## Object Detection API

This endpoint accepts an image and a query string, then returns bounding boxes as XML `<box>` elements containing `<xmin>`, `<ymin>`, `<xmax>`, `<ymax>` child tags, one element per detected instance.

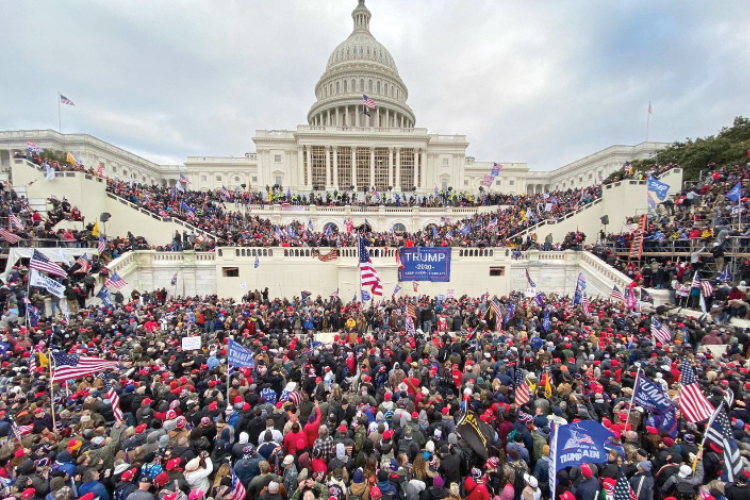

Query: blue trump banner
<box><xmin>726</xmin><ymin>181</ymin><xmax>742</xmax><ymax>203</ymax></box>
<box><xmin>398</xmin><ymin>247</ymin><xmax>451</xmax><ymax>282</ymax></box>
<box><xmin>647</xmin><ymin>176</ymin><xmax>671</xmax><ymax>201</ymax></box>
<box><xmin>228</xmin><ymin>339</ymin><xmax>255</xmax><ymax>368</ymax></box>
<box><xmin>646</xmin><ymin>407</ymin><xmax>678</xmax><ymax>438</ymax></box>
<box><xmin>633</xmin><ymin>373</ymin><xmax>675</xmax><ymax>414</ymax></box>
<box><xmin>549</xmin><ymin>421</ymin><xmax>616</xmax><ymax>500</ymax></box>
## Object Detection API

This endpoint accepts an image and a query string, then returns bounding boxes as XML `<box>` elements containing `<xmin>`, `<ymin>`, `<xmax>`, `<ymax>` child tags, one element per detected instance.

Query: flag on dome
<box><xmin>362</xmin><ymin>94</ymin><xmax>376</xmax><ymax>109</ymax></box>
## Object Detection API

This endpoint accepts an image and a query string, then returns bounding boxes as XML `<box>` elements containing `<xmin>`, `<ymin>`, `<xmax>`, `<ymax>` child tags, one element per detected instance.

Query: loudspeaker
<box><xmin>600</xmin><ymin>215</ymin><xmax>609</xmax><ymax>225</ymax></box>
<box><xmin>100</xmin><ymin>212</ymin><xmax>112</xmax><ymax>222</ymax></box>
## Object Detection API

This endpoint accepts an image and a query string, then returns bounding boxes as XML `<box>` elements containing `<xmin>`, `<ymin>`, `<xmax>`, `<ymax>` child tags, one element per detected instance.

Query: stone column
<box><xmin>369</xmin><ymin>147</ymin><xmax>375</xmax><ymax>189</ymax></box>
<box><xmin>385</xmin><ymin>108</ymin><xmax>389</xmax><ymax>128</ymax></box>
<box><xmin>395</xmin><ymin>147</ymin><xmax>401</xmax><ymax>190</ymax></box>
<box><xmin>326</xmin><ymin>109</ymin><xmax>330</xmax><ymax>127</ymax></box>
<box><xmin>332</xmin><ymin>147</ymin><xmax>338</xmax><ymax>188</ymax></box>
<box><xmin>355</xmin><ymin>105</ymin><xmax>360</xmax><ymax>127</ymax></box>
<box><xmin>351</xmin><ymin>146</ymin><xmax>357</xmax><ymax>187</ymax></box>
<box><xmin>305</xmin><ymin>146</ymin><xmax>312</xmax><ymax>189</ymax></box>
<box><xmin>335</xmin><ymin>107</ymin><xmax>340</xmax><ymax>127</ymax></box>
<box><xmin>388</xmin><ymin>147</ymin><xmax>394</xmax><ymax>187</ymax></box>
<box><xmin>325</xmin><ymin>146</ymin><xmax>331</xmax><ymax>188</ymax></box>
<box><xmin>420</xmin><ymin>149</ymin><xmax>426</xmax><ymax>189</ymax></box>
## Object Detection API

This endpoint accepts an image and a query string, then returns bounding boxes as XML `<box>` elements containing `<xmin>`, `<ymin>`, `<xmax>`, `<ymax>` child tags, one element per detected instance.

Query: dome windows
<box><xmin>360</xmin><ymin>79</ymin><xmax>364</xmax><ymax>91</ymax></box>
<box><xmin>368</xmin><ymin>80</ymin><xmax>372</xmax><ymax>91</ymax></box>
<box><xmin>343</xmin><ymin>80</ymin><xmax>348</xmax><ymax>93</ymax></box>
<box><xmin>336</xmin><ymin>81</ymin><xmax>340</xmax><ymax>94</ymax></box>
<box><xmin>351</xmin><ymin>79</ymin><xmax>355</xmax><ymax>92</ymax></box>
<box><xmin>376</xmin><ymin>81</ymin><xmax>380</xmax><ymax>94</ymax></box>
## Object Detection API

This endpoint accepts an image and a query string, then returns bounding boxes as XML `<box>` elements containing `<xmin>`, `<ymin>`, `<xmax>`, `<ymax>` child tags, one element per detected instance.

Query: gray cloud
<box><xmin>1</xmin><ymin>0</ymin><xmax>748</xmax><ymax>171</ymax></box>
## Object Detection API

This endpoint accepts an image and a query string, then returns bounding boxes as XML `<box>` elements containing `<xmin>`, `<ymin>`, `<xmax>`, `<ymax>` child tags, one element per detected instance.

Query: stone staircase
<box><xmin>11</xmin><ymin>185</ymin><xmax>49</xmax><ymax>219</ymax></box>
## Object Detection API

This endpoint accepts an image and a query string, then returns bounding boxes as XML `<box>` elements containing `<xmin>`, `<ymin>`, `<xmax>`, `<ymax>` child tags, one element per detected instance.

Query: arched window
<box><xmin>360</xmin><ymin>79</ymin><xmax>364</xmax><ymax>91</ymax></box>
<box><xmin>336</xmin><ymin>81</ymin><xmax>340</xmax><ymax>94</ymax></box>
<box><xmin>329</xmin><ymin>83</ymin><xmax>333</xmax><ymax>96</ymax></box>
<box><xmin>392</xmin><ymin>222</ymin><xmax>406</xmax><ymax>232</ymax></box>
<box><xmin>377</xmin><ymin>81</ymin><xmax>380</xmax><ymax>94</ymax></box>
<box><xmin>360</xmin><ymin>46</ymin><xmax>363</xmax><ymax>55</ymax></box>
<box><xmin>351</xmin><ymin>79</ymin><xmax>355</xmax><ymax>91</ymax></box>
<box><xmin>343</xmin><ymin>80</ymin><xmax>347</xmax><ymax>93</ymax></box>
<box><xmin>368</xmin><ymin>80</ymin><xmax>372</xmax><ymax>91</ymax></box>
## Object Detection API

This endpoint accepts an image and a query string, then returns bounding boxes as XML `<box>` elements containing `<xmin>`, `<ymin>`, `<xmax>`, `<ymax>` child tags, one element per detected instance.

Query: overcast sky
<box><xmin>1</xmin><ymin>0</ymin><xmax>748</xmax><ymax>170</ymax></box>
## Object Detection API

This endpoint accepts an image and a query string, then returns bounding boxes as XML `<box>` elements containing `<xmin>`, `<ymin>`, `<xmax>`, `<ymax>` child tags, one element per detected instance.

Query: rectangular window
<box><xmin>442</xmin><ymin>158</ymin><xmax>449</xmax><ymax>166</ymax></box>
<box><xmin>399</xmin><ymin>148</ymin><xmax>415</xmax><ymax>190</ymax></box>
<box><xmin>201</xmin><ymin>175</ymin><xmax>207</xmax><ymax>181</ymax></box>
<box><xmin>509</xmin><ymin>180</ymin><xmax>514</xmax><ymax>186</ymax></box>
<box><xmin>495</xmin><ymin>180</ymin><xmax>501</xmax><ymax>185</ymax></box>
<box><xmin>275</xmin><ymin>176</ymin><xmax>282</xmax><ymax>186</ymax></box>
<box><xmin>112</xmin><ymin>166</ymin><xmax>117</xmax><ymax>173</ymax></box>
<box><xmin>311</xmin><ymin>146</ymin><xmax>326</xmax><ymax>188</ymax></box>
<box><xmin>464</xmin><ymin>180</ymin><xmax>469</xmax><ymax>186</ymax></box>
<box><xmin>356</xmin><ymin>147</ymin><xmax>370</xmax><ymax>189</ymax></box>
<box><xmin>374</xmin><ymin>148</ymin><xmax>389</xmax><ymax>190</ymax></box>
<box><xmin>489</xmin><ymin>267</ymin><xmax>505</xmax><ymax>277</ymax></box>
<box><xmin>337</xmin><ymin>147</ymin><xmax>351</xmax><ymax>188</ymax></box>
<box><xmin>252</xmin><ymin>176</ymin><xmax>258</xmax><ymax>182</ymax></box>
<box><xmin>222</xmin><ymin>267</ymin><xmax>239</xmax><ymax>277</ymax></box>
<box><xmin>216</xmin><ymin>175</ymin><xmax>222</xmax><ymax>181</ymax></box>
<box><xmin>274</xmin><ymin>155</ymin><xmax>282</xmax><ymax>163</ymax></box>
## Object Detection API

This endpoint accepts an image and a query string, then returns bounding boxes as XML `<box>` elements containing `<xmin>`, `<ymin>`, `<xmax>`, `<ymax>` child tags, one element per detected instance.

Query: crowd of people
<box><xmin>0</xmin><ymin>286</ymin><xmax>748</xmax><ymax>500</ymax></box>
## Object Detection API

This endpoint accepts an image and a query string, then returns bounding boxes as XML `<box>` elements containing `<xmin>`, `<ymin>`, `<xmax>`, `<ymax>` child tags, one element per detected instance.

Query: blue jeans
<box><xmin>422</xmin><ymin>320</ymin><xmax>432</xmax><ymax>333</ymax></box>
<box><xmin>51</xmin><ymin>301</ymin><xmax>63</xmax><ymax>315</ymax></box>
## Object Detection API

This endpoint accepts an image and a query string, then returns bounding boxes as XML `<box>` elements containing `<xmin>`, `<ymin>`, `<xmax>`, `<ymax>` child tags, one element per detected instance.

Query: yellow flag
<box><xmin>92</xmin><ymin>222</ymin><xmax>100</xmax><ymax>238</ymax></box>
<box><xmin>66</xmin><ymin>152</ymin><xmax>80</xmax><ymax>166</ymax></box>
<box><xmin>38</xmin><ymin>351</ymin><xmax>49</xmax><ymax>368</ymax></box>
<box><xmin>545</xmin><ymin>372</ymin><xmax>553</xmax><ymax>399</ymax></box>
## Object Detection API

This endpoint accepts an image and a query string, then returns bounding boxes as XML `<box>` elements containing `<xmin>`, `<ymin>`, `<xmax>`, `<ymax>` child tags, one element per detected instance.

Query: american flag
<box><xmin>159</xmin><ymin>210</ymin><xmax>170</xmax><ymax>218</ymax></box>
<box><xmin>221</xmin><ymin>186</ymin><xmax>231</xmax><ymax>198</ymax></box>
<box><xmin>362</xmin><ymin>94</ymin><xmax>376</xmax><ymax>109</ymax></box>
<box><xmin>97</xmin><ymin>234</ymin><xmax>106</xmax><ymax>254</ymax></box>
<box><xmin>581</xmin><ymin>293</ymin><xmax>591</xmax><ymax>315</ymax></box>
<box><xmin>704</xmin><ymin>403</ymin><xmax>743</xmax><ymax>482</ymax></box>
<box><xmin>30</xmin><ymin>249</ymin><xmax>68</xmax><ymax>278</ymax></box>
<box><xmin>29</xmin><ymin>352</ymin><xmax>37</xmax><ymax>373</ymax></box>
<box><xmin>0</xmin><ymin>229</ymin><xmax>21</xmax><ymax>244</ymax></box>
<box><xmin>525</xmin><ymin>269</ymin><xmax>536</xmax><ymax>287</ymax></box>
<box><xmin>76</xmin><ymin>255</ymin><xmax>90</xmax><ymax>273</ymax></box>
<box><xmin>104</xmin><ymin>272</ymin><xmax>128</xmax><ymax>289</ymax></box>
<box><xmin>179</xmin><ymin>173</ymin><xmax>191</xmax><ymax>184</ymax></box>
<box><xmin>12</xmin><ymin>420</ymin><xmax>33</xmax><ymax>440</ymax></box>
<box><xmin>358</xmin><ymin>237</ymin><xmax>383</xmax><ymax>295</ymax></box>
<box><xmin>171</xmin><ymin>272</ymin><xmax>178</xmax><ymax>286</ymax></box>
<box><xmin>610</xmin><ymin>284</ymin><xmax>625</xmax><ymax>302</ymax></box>
<box><xmin>9</xmin><ymin>212</ymin><xmax>24</xmax><ymax>231</ymax></box>
<box><xmin>407</xmin><ymin>303</ymin><xmax>416</xmax><ymax>319</ymax></box>
<box><xmin>27</xmin><ymin>141</ymin><xmax>44</xmax><ymax>154</ymax></box>
<box><xmin>101</xmin><ymin>374</ymin><xmax>124</xmax><ymax>422</ymax></box>
<box><xmin>690</xmin><ymin>271</ymin><xmax>713</xmax><ymax>297</ymax></box>
<box><xmin>514</xmin><ymin>368</ymin><xmax>531</xmax><ymax>406</ymax></box>
<box><xmin>230</xmin><ymin>469</ymin><xmax>246</xmax><ymax>500</ymax></box>
<box><xmin>60</xmin><ymin>94</ymin><xmax>75</xmax><ymax>106</ymax></box>
<box><xmin>678</xmin><ymin>358</ymin><xmax>714</xmax><ymax>423</ymax></box>
<box><xmin>613</xmin><ymin>470</ymin><xmax>637</xmax><ymax>500</ymax></box>
<box><xmin>650</xmin><ymin>316</ymin><xmax>671</xmax><ymax>343</ymax></box>
<box><xmin>51</xmin><ymin>352</ymin><xmax>119</xmax><ymax>383</ymax></box>
<box><xmin>491</xmin><ymin>299</ymin><xmax>503</xmax><ymax>331</ymax></box>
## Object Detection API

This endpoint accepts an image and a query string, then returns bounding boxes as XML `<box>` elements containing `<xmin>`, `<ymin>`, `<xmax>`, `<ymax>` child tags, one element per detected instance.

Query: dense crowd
<box><xmin>0</xmin><ymin>286</ymin><xmax>747</xmax><ymax>500</ymax></box>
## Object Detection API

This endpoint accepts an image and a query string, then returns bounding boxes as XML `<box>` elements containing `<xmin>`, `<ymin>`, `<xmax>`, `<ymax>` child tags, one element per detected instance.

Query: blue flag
<box><xmin>549</xmin><ymin>421</ymin><xmax>617</xmax><ymax>500</ymax></box>
<box><xmin>254</xmin><ymin>256</ymin><xmax>260</xmax><ymax>268</ymax></box>
<box><xmin>392</xmin><ymin>284</ymin><xmax>401</xmax><ymax>297</ymax></box>
<box><xmin>504</xmin><ymin>302</ymin><xmax>515</xmax><ymax>326</ymax></box>
<box><xmin>227</xmin><ymin>339</ymin><xmax>255</xmax><ymax>368</ymax></box>
<box><xmin>308</xmin><ymin>219</ymin><xmax>313</xmax><ymax>231</ymax></box>
<box><xmin>647</xmin><ymin>176</ymin><xmax>671</xmax><ymax>201</ymax></box>
<box><xmin>718</xmin><ymin>266</ymin><xmax>732</xmax><ymax>283</ymax></box>
<box><xmin>534</xmin><ymin>293</ymin><xmax>545</xmax><ymax>308</ymax></box>
<box><xmin>543</xmin><ymin>308</ymin><xmax>550</xmax><ymax>331</ymax></box>
<box><xmin>646</xmin><ymin>407</ymin><xmax>678</xmax><ymax>438</ymax></box>
<box><xmin>96</xmin><ymin>287</ymin><xmax>112</xmax><ymax>307</ymax></box>
<box><xmin>361</xmin><ymin>289</ymin><xmax>371</xmax><ymax>301</ymax></box>
<box><xmin>573</xmin><ymin>273</ymin><xmax>586</xmax><ymax>305</ymax></box>
<box><xmin>727</xmin><ymin>181</ymin><xmax>742</xmax><ymax>203</ymax></box>
<box><xmin>633</xmin><ymin>374</ymin><xmax>675</xmax><ymax>414</ymax></box>
<box><xmin>325</xmin><ymin>225</ymin><xmax>333</xmax><ymax>238</ymax></box>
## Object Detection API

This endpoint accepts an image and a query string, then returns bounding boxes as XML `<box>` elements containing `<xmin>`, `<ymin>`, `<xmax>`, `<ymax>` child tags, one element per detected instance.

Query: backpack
<box><xmin>510</xmin><ymin>463</ymin><xmax>527</xmax><ymax>498</ymax></box>
<box><xmin>327</xmin><ymin>482</ymin><xmax>346</xmax><ymax>500</ymax></box>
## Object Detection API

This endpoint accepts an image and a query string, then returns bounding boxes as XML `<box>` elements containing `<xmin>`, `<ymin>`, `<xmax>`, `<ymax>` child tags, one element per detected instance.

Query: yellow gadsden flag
<box><xmin>91</xmin><ymin>222</ymin><xmax>100</xmax><ymax>238</ymax></box>
<box><xmin>545</xmin><ymin>372</ymin><xmax>553</xmax><ymax>399</ymax></box>
<box><xmin>38</xmin><ymin>351</ymin><xmax>49</xmax><ymax>368</ymax></box>
<box><xmin>66</xmin><ymin>152</ymin><xmax>81</xmax><ymax>166</ymax></box>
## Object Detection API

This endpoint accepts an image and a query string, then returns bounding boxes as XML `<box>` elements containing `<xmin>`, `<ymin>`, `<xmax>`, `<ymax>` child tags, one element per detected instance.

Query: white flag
<box><xmin>29</xmin><ymin>269</ymin><xmax>66</xmax><ymax>298</ymax></box>
<box><xmin>45</xmin><ymin>165</ymin><xmax>55</xmax><ymax>180</ymax></box>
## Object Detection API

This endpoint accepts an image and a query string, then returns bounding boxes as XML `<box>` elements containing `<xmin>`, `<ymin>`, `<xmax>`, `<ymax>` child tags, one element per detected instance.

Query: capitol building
<box><xmin>0</xmin><ymin>1</ymin><xmax>667</xmax><ymax>194</ymax></box>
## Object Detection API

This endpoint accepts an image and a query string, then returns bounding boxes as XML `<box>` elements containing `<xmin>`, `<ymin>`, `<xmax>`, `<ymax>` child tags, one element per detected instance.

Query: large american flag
<box><xmin>613</xmin><ymin>470</ymin><xmax>637</xmax><ymax>500</ymax></box>
<box><xmin>0</xmin><ymin>229</ymin><xmax>21</xmax><ymax>244</ymax></box>
<box><xmin>650</xmin><ymin>316</ymin><xmax>672</xmax><ymax>343</ymax></box>
<box><xmin>97</xmin><ymin>234</ymin><xmax>107</xmax><ymax>254</ymax></box>
<box><xmin>514</xmin><ymin>368</ymin><xmax>531</xmax><ymax>406</ymax></box>
<box><xmin>104</xmin><ymin>272</ymin><xmax>128</xmax><ymax>289</ymax></box>
<box><xmin>101</xmin><ymin>374</ymin><xmax>124</xmax><ymax>422</ymax></box>
<box><xmin>678</xmin><ymin>358</ymin><xmax>714</xmax><ymax>423</ymax></box>
<box><xmin>230</xmin><ymin>469</ymin><xmax>246</xmax><ymax>500</ymax></box>
<box><xmin>60</xmin><ymin>94</ymin><xmax>75</xmax><ymax>106</ymax></box>
<box><xmin>690</xmin><ymin>271</ymin><xmax>713</xmax><ymax>298</ymax></box>
<box><xmin>76</xmin><ymin>255</ymin><xmax>90</xmax><ymax>274</ymax></box>
<box><xmin>358</xmin><ymin>237</ymin><xmax>383</xmax><ymax>295</ymax></box>
<box><xmin>610</xmin><ymin>284</ymin><xmax>625</xmax><ymax>302</ymax></box>
<box><xmin>362</xmin><ymin>94</ymin><xmax>376</xmax><ymax>109</ymax></box>
<box><xmin>491</xmin><ymin>299</ymin><xmax>503</xmax><ymax>331</ymax></box>
<box><xmin>51</xmin><ymin>352</ymin><xmax>119</xmax><ymax>383</ymax></box>
<box><xmin>30</xmin><ymin>249</ymin><xmax>68</xmax><ymax>278</ymax></box>
<box><xmin>9</xmin><ymin>212</ymin><xmax>24</xmax><ymax>231</ymax></box>
<box><xmin>581</xmin><ymin>293</ymin><xmax>591</xmax><ymax>315</ymax></box>
<box><xmin>704</xmin><ymin>403</ymin><xmax>743</xmax><ymax>482</ymax></box>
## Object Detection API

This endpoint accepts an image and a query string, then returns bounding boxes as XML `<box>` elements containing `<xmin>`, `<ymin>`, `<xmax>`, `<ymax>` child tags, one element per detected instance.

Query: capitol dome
<box><xmin>307</xmin><ymin>0</ymin><xmax>415</xmax><ymax>129</ymax></box>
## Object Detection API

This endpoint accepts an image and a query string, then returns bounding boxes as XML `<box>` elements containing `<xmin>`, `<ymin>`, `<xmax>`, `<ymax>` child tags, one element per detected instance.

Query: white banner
<box><xmin>181</xmin><ymin>336</ymin><xmax>202</xmax><ymax>351</ymax></box>
<box><xmin>30</xmin><ymin>269</ymin><xmax>65</xmax><ymax>298</ymax></box>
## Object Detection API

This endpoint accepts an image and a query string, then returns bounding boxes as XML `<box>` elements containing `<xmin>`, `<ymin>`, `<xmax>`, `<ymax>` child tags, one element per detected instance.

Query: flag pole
<box><xmin>694</xmin><ymin>401</ymin><xmax>721</xmax><ymax>472</ymax></box>
<box><xmin>226</xmin><ymin>334</ymin><xmax>233</xmax><ymax>403</ymax></box>
<box><xmin>48</xmin><ymin>349</ymin><xmax>57</xmax><ymax>431</ymax></box>
<box><xmin>625</xmin><ymin>365</ymin><xmax>641</xmax><ymax>426</ymax></box>
<box><xmin>57</xmin><ymin>92</ymin><xmax>62</xmax><ymax>133</ymax></box>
